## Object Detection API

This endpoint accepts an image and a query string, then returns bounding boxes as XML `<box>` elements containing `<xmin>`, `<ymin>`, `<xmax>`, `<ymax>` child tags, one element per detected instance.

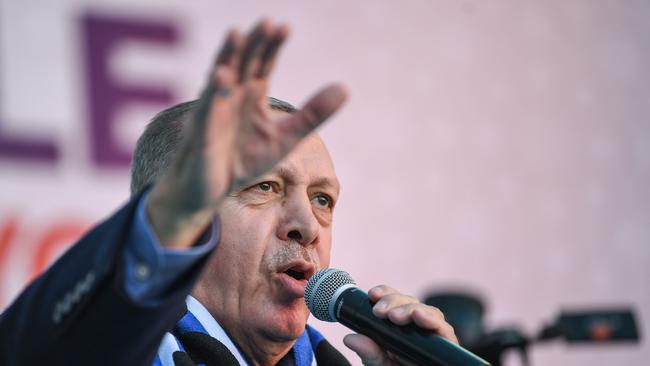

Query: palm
<box><xmin>190</xmin><ymin>20</ymin><xmax>346</xmax><ymax>205</ymax></box>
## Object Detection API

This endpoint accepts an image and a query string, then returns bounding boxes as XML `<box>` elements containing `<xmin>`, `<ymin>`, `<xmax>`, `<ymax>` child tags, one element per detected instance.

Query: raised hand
<box><xmin>147</xmin><ymin>20</ymin><xmax>347</xmax><ymax>248</ymax></box>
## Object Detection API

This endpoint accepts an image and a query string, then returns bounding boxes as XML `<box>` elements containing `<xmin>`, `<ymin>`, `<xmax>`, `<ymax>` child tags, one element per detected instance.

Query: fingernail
<box><xmin>368</xmin><ymin>287</ymin><xmax>382</xmax><ymax>297</ymax></box>
<box><xmin>374</xmin><ymin>302</ymin><xmax>387</xmax><ymax>312</ymax></box>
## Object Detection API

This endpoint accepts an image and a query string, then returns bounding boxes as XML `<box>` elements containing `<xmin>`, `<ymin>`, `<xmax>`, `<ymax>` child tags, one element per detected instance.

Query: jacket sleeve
<box><xmin>0</xmin><ymin>191</ymin><xmax>214</xmax><ymax>366</ymax></box>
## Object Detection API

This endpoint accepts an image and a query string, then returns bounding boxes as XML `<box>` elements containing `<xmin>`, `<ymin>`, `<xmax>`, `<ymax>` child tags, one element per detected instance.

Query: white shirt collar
<box><xmin>186</xmin><ymin>295</ymin><xmax>251</xmax><ymax>366</ymax></box>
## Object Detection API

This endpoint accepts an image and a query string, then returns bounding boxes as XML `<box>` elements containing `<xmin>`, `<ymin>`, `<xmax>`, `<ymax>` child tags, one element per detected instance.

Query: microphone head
<box><xmin>305</xmin><ymin>268</ymin><xmax>356</xmax><ymax>322</ymax></box>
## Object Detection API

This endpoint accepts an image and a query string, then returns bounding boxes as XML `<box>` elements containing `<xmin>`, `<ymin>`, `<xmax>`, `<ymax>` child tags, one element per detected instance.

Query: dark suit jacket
<box><xmin>0</xmin><ymin>194</ymin><xmax>212</xmax><ymax>365</ymax></box>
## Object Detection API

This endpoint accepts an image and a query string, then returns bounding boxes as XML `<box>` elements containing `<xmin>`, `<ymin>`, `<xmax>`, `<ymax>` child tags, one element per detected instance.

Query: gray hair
<box><xmin>130</xmin><ymin>97</ymin><xmax>297</xmax><ymax>195</ymax></box>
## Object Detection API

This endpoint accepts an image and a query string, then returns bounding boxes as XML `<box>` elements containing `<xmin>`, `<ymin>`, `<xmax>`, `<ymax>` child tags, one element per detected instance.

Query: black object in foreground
<box><xmin>538</xmin><ymin>309</ymin><xmax>640</xmax><ymax>343</ymax></box>
<box><xmin>305</xmin><ymin>269</ymin><xmax>491</xmax><ymax>366</ymax></box>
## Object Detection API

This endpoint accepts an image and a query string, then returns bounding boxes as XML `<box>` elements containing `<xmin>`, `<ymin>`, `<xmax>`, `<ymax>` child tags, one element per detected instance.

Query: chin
<box><xmin>262</xmin><ymin>302</ymin><xmax>310</xmax><ymax>342</ymax></box>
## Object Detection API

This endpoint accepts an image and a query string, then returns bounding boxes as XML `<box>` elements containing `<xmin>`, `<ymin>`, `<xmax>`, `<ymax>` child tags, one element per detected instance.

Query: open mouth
<box><xmin>285</xmin><ymin>268</ymin><xmax>306</xmax><ymax>280</ymax></box>
<box><xmin>278</xmin><ymin>261</ymin><xmax>315</xmax><ymax>282</ymax></box>
<box><xmin>276</xmin><ymin>261</ymin><xmax>316</xmax><ymax>297</ymax></box>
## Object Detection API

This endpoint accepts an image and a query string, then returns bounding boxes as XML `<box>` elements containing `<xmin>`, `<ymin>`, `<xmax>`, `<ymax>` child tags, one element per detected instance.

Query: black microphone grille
<box><xmin>305</xmin><ymin>268</ymin><xmax>356</xmax><ymax>322</ymax></box>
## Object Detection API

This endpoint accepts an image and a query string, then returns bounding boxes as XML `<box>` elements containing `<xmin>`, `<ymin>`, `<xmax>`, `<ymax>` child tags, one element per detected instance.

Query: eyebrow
<box><xmin>311</xmin><ymin>177</ymin><xmax>341</xmax><ymax>195</ymax></box>
<box><xmin>274</xmin><ymin>166</ymin><xmax>340</xmax><ymax>195</ymax></box>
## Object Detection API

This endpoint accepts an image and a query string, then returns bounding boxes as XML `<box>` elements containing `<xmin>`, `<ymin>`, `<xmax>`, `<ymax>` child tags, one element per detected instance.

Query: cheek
<box><xmin>206</xmin><ymin>219</ymin><xmax>272</xmax><ymax>294</ymax></box>
<box><xmin>217</xmin><ymin>204</ymin><xmax>278</xmax><ymax>263</ymax></box>
<box><xmin>319</xmin><ymin>250</ymin><xmax>331</xmax><ymax>269</ymax></box>
<box><xmin>317</xmin><ymin>231</ymin><xmax>332</xmax><ymax>269</ymax></box>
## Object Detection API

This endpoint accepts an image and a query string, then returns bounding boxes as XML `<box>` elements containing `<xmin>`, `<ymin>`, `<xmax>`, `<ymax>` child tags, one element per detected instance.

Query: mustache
<box><xmin>269</xmin><ymin>240</ymin><xmax>320</xmax><ymax>270</ymax></box>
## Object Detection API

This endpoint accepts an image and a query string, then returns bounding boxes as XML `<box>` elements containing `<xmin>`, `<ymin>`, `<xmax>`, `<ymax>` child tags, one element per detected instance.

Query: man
<box><xmin>0</xmin><ymin>20</ymin><xmax>456</xmax><ymax>365</ymax></box>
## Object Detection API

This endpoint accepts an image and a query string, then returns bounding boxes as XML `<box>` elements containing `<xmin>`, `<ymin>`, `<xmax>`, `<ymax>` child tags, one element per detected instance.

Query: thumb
<box><xmin>343</xmin><ymin>333</ymin><xmax>392</xmax><ymax>366</ymax></box>
<box><xmin>280</xmin><ymin>83</ymin><xmax>348</xmax><ymax>141</ymax></box>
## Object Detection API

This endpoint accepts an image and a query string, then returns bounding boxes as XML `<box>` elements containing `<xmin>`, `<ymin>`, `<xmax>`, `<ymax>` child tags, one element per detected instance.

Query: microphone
<box><xmin>305</xmin><ymin>268</ymin><xmax>490</xmax><ymax>366</ymax></box>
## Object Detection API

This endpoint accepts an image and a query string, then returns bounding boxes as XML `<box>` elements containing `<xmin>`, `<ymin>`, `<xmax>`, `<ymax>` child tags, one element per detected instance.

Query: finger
<box><xmin>193</xmin><ymin>29</ymin><xmax>242</xmax><ymax>131</ymax></box>
<box><xmin>238</xmin><ymin>19</ymin><xmax>272</xmax><ymax>82</ymax></box>
<box><xmin>384</xmin><ymin>303</ymin><xmax>428</xmax><ymax>325</ymax></box>
<box><xmin>208</xmin><ymin>66</ymin><xmax>237</xmax><ymax>121</ymax></box>
<box><xmin>412</xmin><ymin>307</ymin><xmax>459</xmax><ymax>344</ymax></box>
<box><xmin>193</xmin><ymin>66</ymin><xmax>236</xmax><ymax>133</ymax></box>
<box><xmin>368</xmin><ymin>285</ymin><xmax>398</xmax><ymax>302</ymax></box>
<box><xmin>214</xmin><ymin>29</ymin><xmax>243</xmax><ymax>68</ymax></box>
<box><xmin>258</xmin><ymin>24</ymin><xmax>289</xmax><ymax>78</ymax></box>
<box><xmin>201</xmin><ymin>29</ymin><xmax>244</xmax><ymax>95</ymax></box>
<box><xmin>278</xmin><ymin>83</ymin><xmax>347</xmax><ymax>147</ymax></box>
<box><xmin>373</xmin><ymin>293</ymin><xmax>419</xmax><ymax>318</ymax></box>
<box><xmin>343</xmin><ymin>334</ymin><xmax>393</xmax><ymax>366</ymax></box>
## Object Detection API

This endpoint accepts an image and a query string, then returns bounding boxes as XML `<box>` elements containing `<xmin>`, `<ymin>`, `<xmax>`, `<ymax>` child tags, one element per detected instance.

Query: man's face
<box><xmin>193</xmin><ymin>131</ymin><xmax>340</xmax><ymax>344</ymax></box>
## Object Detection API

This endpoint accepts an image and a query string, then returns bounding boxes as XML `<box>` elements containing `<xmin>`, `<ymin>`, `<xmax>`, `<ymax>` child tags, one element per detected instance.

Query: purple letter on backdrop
<box><xmin>0</xmin><ymin>122</ymin><xmax>58</xmax><ymax>163</ymax></box>
<box><xmin>83</xmin><ymin>13</ymin><xmax>177</xmax><ymax>167</ymax></box>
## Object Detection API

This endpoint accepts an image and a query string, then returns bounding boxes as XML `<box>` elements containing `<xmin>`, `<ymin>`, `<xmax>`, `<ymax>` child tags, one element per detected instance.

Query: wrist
<box><xmin>147</xmin><ymin>184</ymin><xmax>215</xmax><ymax>249</ymax></box>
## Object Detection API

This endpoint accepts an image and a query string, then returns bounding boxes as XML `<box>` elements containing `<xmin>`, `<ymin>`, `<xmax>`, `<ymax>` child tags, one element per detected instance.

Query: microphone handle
<box><xmin>335</xmin><ymin>288</ymin><xmax>490</xmax><ymax>366</ymax></box>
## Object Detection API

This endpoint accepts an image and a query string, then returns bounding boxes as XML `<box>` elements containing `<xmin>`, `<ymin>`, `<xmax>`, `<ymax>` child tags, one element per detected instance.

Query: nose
<box><xmin>277</xmin><ymin>191</ymin><xmax>319</xmax><ymax>246</ymax></box>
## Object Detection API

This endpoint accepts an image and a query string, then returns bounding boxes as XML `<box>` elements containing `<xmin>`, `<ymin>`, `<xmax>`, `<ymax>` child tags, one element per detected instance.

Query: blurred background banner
<box><xmin>0</xmin><ymin>0</ymin><xmax>648</xmax><ymax>364</ymax></box>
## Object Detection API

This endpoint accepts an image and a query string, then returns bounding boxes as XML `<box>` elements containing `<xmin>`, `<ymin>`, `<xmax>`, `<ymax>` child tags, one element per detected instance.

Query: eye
<box><xmin>311</xmin><ymin>194</ymin><xmax>332</xmax><ymax>209</ymax></box>
<box><xmin>246</xmin><ymin>181</ymin><xmax>279</xmax><ymax>195</ymax></box>
<box><xmin>257</xmin><ymin>182</ymin><xmax>274</xmax><ymax>192</ymax></box>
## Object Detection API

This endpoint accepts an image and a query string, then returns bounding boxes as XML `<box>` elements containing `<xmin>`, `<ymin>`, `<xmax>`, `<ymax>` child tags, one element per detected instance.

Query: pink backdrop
<box><xmin>1</xmin><ymin>1</ymin><xmax>648</xmax><ymax>364</ymax></box>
